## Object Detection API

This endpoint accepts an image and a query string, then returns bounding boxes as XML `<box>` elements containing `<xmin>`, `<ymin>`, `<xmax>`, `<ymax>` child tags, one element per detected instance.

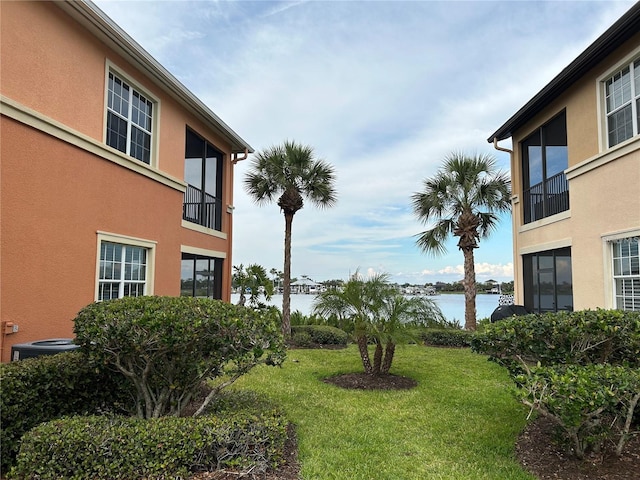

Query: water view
<box><xmin>230</xmin><ymin>293</ymin><xmax>503</xmax><ymax>326</ymax></box>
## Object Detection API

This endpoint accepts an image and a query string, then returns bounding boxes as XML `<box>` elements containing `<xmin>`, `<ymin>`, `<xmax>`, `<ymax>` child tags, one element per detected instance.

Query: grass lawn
<box><xmin>232</xmin><ymin>345</ymin><xmax>537</xmax><ymax>480</ymax></box>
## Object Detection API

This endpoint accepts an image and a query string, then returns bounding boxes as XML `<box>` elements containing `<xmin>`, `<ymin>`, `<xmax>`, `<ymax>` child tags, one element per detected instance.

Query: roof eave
<box><xmin>56</xmin><ymin>0</ymin><xmax>254</xmax><ymax>154</ymax></box>
<box><xmin>488</xmin><ymin>2</ymin><xmax>640</xmax><ymax>143</ymax></box>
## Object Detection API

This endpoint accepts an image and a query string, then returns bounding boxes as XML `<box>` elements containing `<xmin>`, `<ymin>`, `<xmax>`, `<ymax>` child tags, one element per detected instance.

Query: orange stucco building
<box><xmin>0</xmin><ymin>1</ymin><xmax>253</xmax><ymax>362</ymax></box>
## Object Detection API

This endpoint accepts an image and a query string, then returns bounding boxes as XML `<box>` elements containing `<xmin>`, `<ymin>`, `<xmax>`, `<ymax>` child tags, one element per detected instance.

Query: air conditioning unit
<box><xmin>11</xmin><ymin>338</ymin><xmax>80</xmax><ymax>361</ymax></box>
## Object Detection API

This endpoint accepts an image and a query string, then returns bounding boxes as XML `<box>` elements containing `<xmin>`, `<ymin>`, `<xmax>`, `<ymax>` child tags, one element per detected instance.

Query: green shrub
<box><xmin>420</xmin><ymin>328</ymin><xmax>474</xmax><ymax>348</ymax></box>
<box><xmin>291</xmin><ymin>325</ymin><xmax>349</xmax><ymax>346</ymax></box>
<box><xmin>516</xmin><ymin>364</ymin><xmax>640</xmax><ymax>459</ymax></box>
<box><xmin>0</xmin><ymin>351</ymin><xmax>131</xmax><ymax>472</ymax></box>
<box><xmin>471</xmin><ymin>309</ymin><xmax>640</xmax><ymax>368</ymax></box>
<box><xmin>292</xmin><ymin>330</ymin><xmax>313</xmax><ymax>347</ymax></box>
<box><xmin>73</xmin><ymin>296</ymin><xmax>286</xmax><ymax>418</ymax></box>
<box><xmin>472</xmin><ymin>309</ymin><xmax>640</xmax><ymax>459</ymax></box>
<box><xmin>10</xmin><ymin>407</ymin><xmax>288</xmax><ymax>479</ymax></box>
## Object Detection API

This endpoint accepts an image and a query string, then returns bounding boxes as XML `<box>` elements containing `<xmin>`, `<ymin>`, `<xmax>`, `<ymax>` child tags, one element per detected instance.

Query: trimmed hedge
<box><xmin>0</xmin><ymin>351</ymin><xmax>131</xmax><ymax>472</ymax></box>
<box><xmin>291</xmin><ymin>325</ymin><xmax>349</xmax><ymax>346</ymax></box>
<box><xmin>472</xmin><ymin>309</ymin><xmax>640</xmax><ymax>458</ymax></box>
<box><xmin>419</xmin><ymin>328</ymin><xmax>474</xmax><ymax>348</ymax></box>
<box><xmin>516</xmin><ymin>364</ymin><xmax>640</xmax><ymax>459</ymax></box>
<box><xmin>292</xmin><ymin>330</ymin><xmax>313</xmax><ymax>347</ymax></box>
<box><xmin>74</xmin><ymin>296</ymin><xmax>286</xmax><ymax>418</ymax></box>
<box><xmin>471</xmin><ymin>309</ymin><xmax>640</xmax><ymax>368</ymax></box>
<box><xmin>11</xmin><ymin>407</ymin><xmax>288</xmax><ymax>479</ymax></box>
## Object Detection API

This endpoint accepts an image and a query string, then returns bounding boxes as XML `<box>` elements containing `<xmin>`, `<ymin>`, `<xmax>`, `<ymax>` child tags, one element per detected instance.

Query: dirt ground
<box><xmin>191</xmin><ymin>372</ymin><xmax>639</xmax><ymax>480</ymax></box>
<box><xmin>516</xmin><ymin>415</ymin><xmax>640</xmax><ymax>480</ymax></box>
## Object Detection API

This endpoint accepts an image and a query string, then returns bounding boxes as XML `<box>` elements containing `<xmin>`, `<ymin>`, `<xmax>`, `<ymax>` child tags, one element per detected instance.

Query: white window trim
<box><xmin>180</xmin><ymin>219</ymin><xmax>228</xmax><ymax>239</ymax></box>
<box><xmin>95</xmin><ymin>231</ymin><xmax>157</xmax><ymax>301</ymax></box>
<box><xmin>1</xmin><ymin>95</ymin><xmax>183</xmax><ymax>192</ymax></box>
<box><xmin>518</xmin><ymin>209</ymin><xmax>571</xmax><ymax>233</ymax></box>
<box><xmin>181</xmin><ymin>245</ymin><xmax>226</xmax><ymax>259</ymax></box>
<box><xmin>566</xmin><ymin>134</ymin><xmax>640</xmax><ymax>181</ymax></box>
<box><xmin>601</xmin><ymin>228</ymin><xmax>640</xmax><ymax>309</ymax></box>
<box><xmin>104</xmin><ymin>61</ymin><xmax>160</xmax><ymax>168</ymax></box>
<box><xmin>596</xmin><ymin>44</ymin><xmax>640</xmax><ymax>152</ymax></box>
<box><xmin>519</xmin><ymin>238</ymin><xmax>572</xmax><ymax>257</ymax></box>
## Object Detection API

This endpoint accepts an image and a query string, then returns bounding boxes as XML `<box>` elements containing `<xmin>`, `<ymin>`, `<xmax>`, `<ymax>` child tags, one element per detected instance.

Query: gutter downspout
<box><xmin>232</xmin><ymin>148</ymin><xmax>249</xmax><ymax>165</ymax></box>
<box><xmin>227</xmin><ymin>148</ymin><xmax>249</xmax><ymax>302</ymax></box>
<box><xmin>492</xmin><ymin>137</ymin><xmax>521</xmax><ymax>307</ymax></box>
<box><xmin>493</xmin><ymin>137</ymin><xmax>513</xmax><ymax>155</ymax></box>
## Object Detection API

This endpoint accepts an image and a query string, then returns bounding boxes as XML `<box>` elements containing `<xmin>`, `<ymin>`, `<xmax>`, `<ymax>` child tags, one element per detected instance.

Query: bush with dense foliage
<box><xmin>471</xmin><ymin>309</ymin><xmax>640</xmax><ymax>369</ymax></box>
<box><xmin>515</xmin><ymin>363</ymin><xmax>640</xmax><ymax>459</ymax></box>
<box><xmin>10</xmin><ymin>391</ymin><xmax>288</xmax><ymax>480</ymax></box>
<box><xmin>418</xmin><ymin>328</ymin><xmax>474</xmax><ymax>348</ymax></box>
<box><xmin>73</xmin><ymin>296</ymin><xmax>286</xmax><ymax>418</ymax></box>
<box><xmin>0</xmin><ymin>351</ymin><xmax>131</xmax><ymax>472</ymax></box>
<box><xmin>472</xmin><ymin>309</ymin><xmax>640</xmax><ymax>459</ymax></box>
<box><xmin>291</xmin><ymin>325</ymin><xmax>349</xmax><ymax>346</ymax></box>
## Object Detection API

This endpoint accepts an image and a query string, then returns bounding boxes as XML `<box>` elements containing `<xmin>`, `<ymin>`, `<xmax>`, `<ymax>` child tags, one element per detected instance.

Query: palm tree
<box><xmin>269</xmin><ymin>268</ymin><xmax>280</xmax><ymax>291</ymax></box>
<box><xmin>312</xmin><ymin>271</ymin><xmax>445</xmax><ymax>375</ymax></box>
<box><xmin>411</xmin><ymin>152</ymin><xmax>511</xmax><ymax>331</ymax></box>
<box><xmin>232</xmin><ymin>263</ymin><xmax>274</xmax><ymax>308</ymax></box>
<box><xmin>244</xmin><ymin>141</ymin><xmax>337</xmax><ymax>336</ymax></box>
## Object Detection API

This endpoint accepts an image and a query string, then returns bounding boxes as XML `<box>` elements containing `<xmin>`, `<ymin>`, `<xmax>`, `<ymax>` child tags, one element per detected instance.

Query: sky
<box><xmin>95</xmin><ymin>0</ymin><xmax>635</xmax><ymax>285</ymax></box>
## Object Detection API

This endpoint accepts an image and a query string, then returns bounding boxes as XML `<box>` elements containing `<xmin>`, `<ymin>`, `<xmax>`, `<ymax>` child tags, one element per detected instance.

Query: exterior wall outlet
<box><xmin>2</xmin><ymin>322</ymin><xmax>18</xmax><ymax>334</ymax></box>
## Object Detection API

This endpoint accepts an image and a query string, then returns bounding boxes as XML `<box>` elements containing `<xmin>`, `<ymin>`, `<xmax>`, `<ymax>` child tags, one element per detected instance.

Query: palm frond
<box><xmin>412</xmin><ymin>152</ymin><xmax>510</xmax><ymax>254</ymax></box>
<box><xmin>244</xmin><ymin>140</ymin><xmax>337</xmax><ymax>210</ymax></box>
<box><xmin>414</xmin><ymin>219</ymin><xmax>454</xmax><ymax>256</ymax></box>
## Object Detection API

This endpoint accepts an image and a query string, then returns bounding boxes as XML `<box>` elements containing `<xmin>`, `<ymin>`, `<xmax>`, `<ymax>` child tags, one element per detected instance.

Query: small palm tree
<box><xmin>232</xmin><ymin>263</ymin><xmax>274</xmax><ymax>308</ymax></box>
<box><xmin>411</xmin><ymin>152</ymin><xmax>511</xmax><ymax>331</ymax></box>
<box><xmin>313</xmin><ymin>272</ymin><xmax>444</xmax><ymax>375</ymax></box>
<box><xmin>244</xmin><ymin>141</ymin><xmax>337</xmax><ymax>336</ymax></box>
<box><xmin>269</xmin><ymin>268</ymin><xmax>281</xmax><ymax>292</ymax></box>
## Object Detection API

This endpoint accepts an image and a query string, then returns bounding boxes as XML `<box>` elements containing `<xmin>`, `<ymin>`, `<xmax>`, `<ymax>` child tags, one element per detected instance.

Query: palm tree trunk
<box><xmin>462</xmin><ymin>247</ymin><xmax>477</xmax><ymax>331</ymax></box>
<box><xmin>237</xmin><ymin>292</ymin><xmax>246</xmax><ymax>306</ymax></box>
<box><xmin>381</xmin><ymin>341</ymin><xmax>395</xmax><ymax>374</ymax></box>
<box><xmin>372</xmin><ymin>342</ymin><xmax>382</xmax><ymax>375</ymax></box>
<box><xmin>357</xmin><ymin>335</ymin><xmax>373</xmax><ymax>374</ymax></box>
<box><xmin>282</xmin><ymin>212</ymin><xmax>294</xmax><ymax>337</ymax></box>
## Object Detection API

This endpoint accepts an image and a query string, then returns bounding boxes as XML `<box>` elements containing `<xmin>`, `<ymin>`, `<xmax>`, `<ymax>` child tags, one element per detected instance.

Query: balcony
<box><xmin>183</xmin><ymin>184</ymin><xmax>221</xmax><ymax>231</ymax></box>
<box><xmin>523</xmin><ymin>171</ymin><xmax>569</xmax><ymax>224</ymax></box>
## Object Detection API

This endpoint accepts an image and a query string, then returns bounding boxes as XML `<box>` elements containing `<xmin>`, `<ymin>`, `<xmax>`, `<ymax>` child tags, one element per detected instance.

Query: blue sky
<box><xmin>95</xmin><ymin>0</ymin><xmax>635</xmax><ymax>284</ymax></box>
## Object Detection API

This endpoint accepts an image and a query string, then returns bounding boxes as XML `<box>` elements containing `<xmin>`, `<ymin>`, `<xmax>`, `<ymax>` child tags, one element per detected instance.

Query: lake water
<box><xmin>230</xmin><ymin>293</ymin><xmax>502</xmax><ymax>326</ymax></box>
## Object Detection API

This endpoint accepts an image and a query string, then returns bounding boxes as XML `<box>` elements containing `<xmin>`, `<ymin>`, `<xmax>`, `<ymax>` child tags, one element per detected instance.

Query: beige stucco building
<box><xmin>489</xmin><ymin>3</ymin><xmax>640</xmax><ymax>313</ymax></box>
<box><xmin>1</xmin><ymin>1</ymin><xmax>252</xmax><ymax>361</ymax></box>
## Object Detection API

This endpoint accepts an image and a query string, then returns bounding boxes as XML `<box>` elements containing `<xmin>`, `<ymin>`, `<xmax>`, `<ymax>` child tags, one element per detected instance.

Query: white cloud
<box><xmin>438</xmin><ymin>265</ymin><xmax>464</xmax><ymax>276</ymax></box>
<box><xmin>475</xmin><ymin>262</ymin><xmax>515</xmax><ymax>279</ymax></box>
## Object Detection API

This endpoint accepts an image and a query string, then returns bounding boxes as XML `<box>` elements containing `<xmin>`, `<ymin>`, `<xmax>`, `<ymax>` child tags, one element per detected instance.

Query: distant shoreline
<box><xmin>230</xmin><ymin>293</ymin><xmax>503</xmax><ymax>323</ymax></box>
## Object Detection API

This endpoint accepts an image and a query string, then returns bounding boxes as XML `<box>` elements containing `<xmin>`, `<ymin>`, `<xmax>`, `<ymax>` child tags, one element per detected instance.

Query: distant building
<box><xmin>0</xmin><ymin>1</ymin><xmax>252</xmax><ymax>361</ymax></box>
<box><xmin>488</xmin><ymin>3</ymin><xmax>640</xmax><ymax>313</ymax></box>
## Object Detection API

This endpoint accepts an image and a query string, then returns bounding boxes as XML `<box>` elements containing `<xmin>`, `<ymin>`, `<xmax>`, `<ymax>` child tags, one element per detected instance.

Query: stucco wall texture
<box><xmin>508</xmin><ymin>30</ymin><xmax>640</xmax><ymax>311</ymax></box>
<box><xmin>1</xmin><ymin>2</ymin><xmax>239</xmax><ymax>362</ymax></box>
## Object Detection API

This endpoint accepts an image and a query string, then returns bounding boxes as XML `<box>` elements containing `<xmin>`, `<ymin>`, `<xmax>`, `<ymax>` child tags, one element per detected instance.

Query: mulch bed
<box><xmin>516</xmin><ymin>416</ymin><xmax>640</xmax><ymax>480</ymax></box>
<box><xmin>323</xmin><ymin>372</ymin><xmax>418</xmax><ymax>390</ymax></box>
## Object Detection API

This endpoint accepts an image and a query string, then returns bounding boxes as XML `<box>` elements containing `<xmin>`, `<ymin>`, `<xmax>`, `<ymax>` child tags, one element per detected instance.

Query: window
<box><xmin>612</xmin><ymin>237</ymin><xmax>640</xmax><ymax>311</ymax></box>
<box><xmin>523</xmin><ymin>247</ymin><xmax>573</xmax><ymax>313</ymax></box>
<box><xmin>98</xmin><ymin>241</ymin><xmax>148</xmax><ymax>300</ymax></box>
<box><xmin>106</xmin><ymin>71</ymin><xmax>153</xmax><ymax>164</ymax></box>
<box><xmin>181</xmin><ymin>253</ymin><xmax>222</xmax><ymax>299</ymax></box>
<box><xmin>182</xmin><ymin>128</ymin><xmax>223</xmax><ymax>230</ymax></box>
<box><xmin>605</xmin><ymin>59</ymin><xmax>640</xmax><ymax>148</ymax></box>
<box><xmin>521</xmin><ymin>111</ymin><xmax>569</xmax><ymax>223</ymax></box>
